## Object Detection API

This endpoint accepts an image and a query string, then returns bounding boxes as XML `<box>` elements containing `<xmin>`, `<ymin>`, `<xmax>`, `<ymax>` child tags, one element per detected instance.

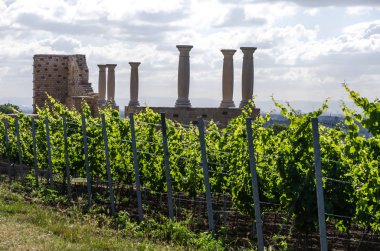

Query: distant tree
<box><xmin>270</xmin><ymin>122</ymin><xmax>289</xmax><ymax>135</ymax></box>
<box><xmin>0</xmin><ymin>103</ymin><xmax>21</xmax><ymax>114</ymax></box>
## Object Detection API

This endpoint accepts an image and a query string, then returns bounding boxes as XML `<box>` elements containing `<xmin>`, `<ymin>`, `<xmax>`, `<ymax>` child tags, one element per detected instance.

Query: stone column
<box><xmin>128</xmin><ymin>62</ymin><xmax>141</xmax><ymax>107</ymax></box>
<box><xmin>239</xmin><ymin>47</ymin><xmax>257</xmax><ymax>108</ymax></box>
<box><xmin>175</xmin><ymin>45</ymin><xmax>193</xmax><ymax>108</ymax></box>
<box><xmin>97</xmin><ymin>64</ymin><xmax>107</xmax><ymax>105</ymax></box>
<box><xmin>220</xmin><ymin>49</ymin><xmax>236</xmax><ymax>108</ymax></box>
<box><xmin>106</xmin><ymin>64</ymin><xmax>117</xmax><ymax>104</ymax></box>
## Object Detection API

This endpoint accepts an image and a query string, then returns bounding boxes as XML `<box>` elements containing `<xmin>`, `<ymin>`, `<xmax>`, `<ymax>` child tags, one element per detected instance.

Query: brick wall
<box><xmin>33</xmin><ymin>54</ymin><xmax>98</xmax><ymax>115</ymax></box>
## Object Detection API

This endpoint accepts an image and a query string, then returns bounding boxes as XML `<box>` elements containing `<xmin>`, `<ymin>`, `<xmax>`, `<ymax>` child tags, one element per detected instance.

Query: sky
<box><xmin>0</xmin><ymin>0</ymin><xmax>379</xmax><ymax>109</ymax></box>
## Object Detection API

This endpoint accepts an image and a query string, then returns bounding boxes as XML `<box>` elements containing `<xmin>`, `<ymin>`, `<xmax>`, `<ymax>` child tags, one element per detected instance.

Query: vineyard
<box><xmin>0</xmin><ymin>83</ymin><xmax>379</xmax><ymax>250</ymax></box>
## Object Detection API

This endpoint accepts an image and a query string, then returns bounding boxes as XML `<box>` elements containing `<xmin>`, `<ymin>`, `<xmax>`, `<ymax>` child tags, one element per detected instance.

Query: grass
<box><xmin>0</xmin><ymin>183</ymin><xmax>182</xmax><ymax>251</ymax></box>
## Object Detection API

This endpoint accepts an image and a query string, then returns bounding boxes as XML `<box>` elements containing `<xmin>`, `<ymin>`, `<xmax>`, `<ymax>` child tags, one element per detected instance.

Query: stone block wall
<box><xmin>125</xmin><ymin>106</ymin><xmax>260</xmax><ymax>127</ymax></box>
<box><xmin>33</xmin><ymin>54</ymin><xmax>98</xmax><ymax>115</ymax></box>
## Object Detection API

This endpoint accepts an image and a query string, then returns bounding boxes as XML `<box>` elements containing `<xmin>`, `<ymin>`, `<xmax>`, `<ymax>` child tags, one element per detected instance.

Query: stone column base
<box><xmin>106</xmin><ymin>100</ymin><xmax>116</xmax><ymax>106</ymax></box>
<box><xmin>175</xmin><ymin>98</ymin><xmax>191</xmax><ymax>108</ymax></box>
<box><xmin>220</xmin><ymin>100</ymin><xmax>235</xmax><ymax>108</ymax></box>
<box><xmin>98</xmin><ymin>99</ymin><xmax>107</xmax><ymax>106</ymax></box>
<box><xmin>128</xmin><ymin>100</ymin><xmax>140</xmax><ymax>107</ymax></box>
<box><xmin>239</xmin><ymin>100</ymin><xmax>249</xmax><ymax>108</ymax></box>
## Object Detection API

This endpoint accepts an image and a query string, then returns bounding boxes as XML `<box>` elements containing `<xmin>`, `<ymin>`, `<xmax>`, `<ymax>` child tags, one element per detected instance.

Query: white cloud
<box><xmin>343</xmin><ymin>20</ymin><xmax>380</xmax><ymax>37</ymax></box>
<box><xmin>244</xmin><ymin>2</ymin><xmax>298</xmax><ymax>24</ymax></box>
<box><xmin>0</xmin><ymin>0</ymin><xmax>379</xmax><ymax>106</ymax></box>
<box><xmin>100</xmin><ymin>0</ymin><xmax>184</xmax><ymax>19</ymax></box>
<box><xmin>0</xmin><ymin>66</ymin><xmax>10</xmax><ymax>76</ymax></box>
<box><xmin>346</xmin><ymin>6</ymin><xmax>373</xmax><ymax>16</ymax></box>
<box><xmin>45</xmin><ymin>36</ymin><xmax>82</xmax><ymax>52</ymax></box>
<box><xmin>254</xmin><ymin>0</ymin><xmax>380</xmax><ymax>7</ymax></box>
<box><xmin>304</xmin><ymin>8</ymin><xmax>319</xmax><ymax>16</ymax></box>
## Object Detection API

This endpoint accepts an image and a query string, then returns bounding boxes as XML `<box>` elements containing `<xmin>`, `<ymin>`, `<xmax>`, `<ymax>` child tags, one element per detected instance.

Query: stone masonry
<box><xmin>126</xmin><ymin>106</ymin><xmax>259</xmax><ymax>126</ymax></box>
<box><xmin>33</xmin><ymin>54</ymin><xmax>98</xmax><ymax>115</ymax></box>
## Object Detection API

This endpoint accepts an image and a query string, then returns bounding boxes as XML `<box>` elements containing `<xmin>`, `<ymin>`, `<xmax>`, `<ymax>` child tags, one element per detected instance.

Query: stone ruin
<box><xmin>33</xmin><ymin>54</ymin><xmax>99</xmax><ymax>115</ymax></box>
<box><xmin>32</xmin><ymin>45</ymin><xmax>259</xmax><ymax>125</ymax></box>
<box><xmin>125</xmin><ymin>45</ymin><xmax>259</xmax><ymax>126</ymax></box>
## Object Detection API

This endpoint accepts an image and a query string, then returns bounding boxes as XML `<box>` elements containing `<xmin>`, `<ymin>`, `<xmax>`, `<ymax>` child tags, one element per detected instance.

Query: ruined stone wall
<box><xmin>33</xmin><ymin>55</ymin><xmax>69</xmax><ymax>109</ymax></box>
<box><xmin>67</xmin><ymin>55</ymin><xmax>89</xmax><ymax>98</ymax></box>
<box><xmin>125</xmin><ymin>106</ymin><xmax>260</xmax><ymax>127</ymax></box>
<box><xmin>33</xmin><ymin>54</ymin><xmax>98</xmax><ymax>115</ymax></box>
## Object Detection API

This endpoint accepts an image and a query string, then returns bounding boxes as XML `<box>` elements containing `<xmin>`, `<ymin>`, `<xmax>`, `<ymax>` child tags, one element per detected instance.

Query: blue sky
<box><xmin>0</xmin><ymin>0</ymin><xmax>379</xmax><ymax>108</ymax></box>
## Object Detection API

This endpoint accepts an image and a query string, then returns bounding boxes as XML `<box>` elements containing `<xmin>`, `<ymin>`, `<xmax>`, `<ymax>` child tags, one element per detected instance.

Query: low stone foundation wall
<box><xmin>125</xmin><ymin>106</ymin><xmax>260</xmax><ymax>126</ymax></box>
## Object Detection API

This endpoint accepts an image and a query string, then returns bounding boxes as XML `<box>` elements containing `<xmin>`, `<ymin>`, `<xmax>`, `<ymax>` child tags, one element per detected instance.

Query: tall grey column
<box><xmin>175</xmin><ymin>45</ymin><xmax>193</xmax><ymax>108</ymax></box>
<box><xmin>128</xmin><ymin>62</ymin><xmax>141</xmax><ymax>107</ymax></box>
<box><xmin>106</xmin><ymin>64</ymin><xmax>117</xmax><ymax>104</ymax></box>
<box><xmin>239</xmin><ymin>47</ymin><xmax>257</xmax><ymax>108</ymax></box>
<box><xmin>97</xmin><ymin>64</ymin><xmax>107</xmax><ymax>105</ymax></box>
<box><xmin>220</xmin><ymin>49</ymin><xmax>236</xmax><ymax>108</ymax></box>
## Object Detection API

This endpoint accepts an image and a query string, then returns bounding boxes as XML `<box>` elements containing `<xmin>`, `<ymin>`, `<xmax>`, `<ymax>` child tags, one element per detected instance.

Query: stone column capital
<box><xmin>176</xmin><ymin>45</ymin><xmax>193</xmax><ymax>56</ymax></box>
<box><xmin>106</xmin><ymin>64</ymin><xmax>117</xmax><ymax>69</ymax></box>
<box><xmin>221</xmin><ymin>49</ymin><xmax>237</xmax><ymax>57</ymax></box>
<box><xmin>129</xmin><ymin>62</ymin><xmax>141</xmax><ymax>68</ymax></box>
<box><xmin>240</xmin><ymin>47</ymin><xmax>257</xmax><ymax>57</ymax></box>
<box><xmin>97</xmin><ymin>64</ymin><xmax>107</xmax><ymax>70</ymax></box>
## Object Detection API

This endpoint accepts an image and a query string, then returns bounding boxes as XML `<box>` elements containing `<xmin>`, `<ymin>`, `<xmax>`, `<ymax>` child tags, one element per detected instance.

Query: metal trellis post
<box><xmin>62</xmin><ymin>116</ymin><xmax>72</xmax><ymax>199</ymax></box>
<box><xmin>160</xmin><ymin>113</ymin><xmax>174</xmax><ymax>220</ymax></box>
<box><xmin>2</xmin><ymin>119</ymin><xmax>11</xmax><ymax>182</ymax></box>
<box><xmin>197</xmin><ymin>117</ymin><xmax>215</xmax><ymax>233</ymax></box>
<box><xmin>246</xmin><ymin>117</ymin><xmax>264</xmax><ymax>251</ymax></box>
<box><xmin>15</xmin><ymin>118</ymin><xmax>25</xmax><ymax>185</ymax></box>
<box><xmin>129</xmin><ymin>113</ymin><xmax>144</xmax><ymax>222</ymax></box>
<box><xmin>81</xmin><ymin>114</ymin><xmax>92</xmax><ymax>204</ymax></box>
<box><xmin>45</xmin><ymin>117</ymin><xmax>54</xmax><ymax>188</ymax></box>
<box><xmin>311</xmin><ymin>117</ymin><xmax>328</xmax><ymax>251</ymax></box>
<box><xmin>101</xmin><ymin>114</ymin><xmax>116</xmax><ymax>215</ymax></box>
<box><xmin>31</xmin><ymin>118</ymin><xmax>39</xmax><ymax>187</ymax></box>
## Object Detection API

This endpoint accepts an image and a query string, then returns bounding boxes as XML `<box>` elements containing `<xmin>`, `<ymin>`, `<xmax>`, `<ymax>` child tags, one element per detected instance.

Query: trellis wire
<box><xmin>0</xmin><ymin>113</ymin><xmax>378</xmax><ymax>251</ymax></box>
